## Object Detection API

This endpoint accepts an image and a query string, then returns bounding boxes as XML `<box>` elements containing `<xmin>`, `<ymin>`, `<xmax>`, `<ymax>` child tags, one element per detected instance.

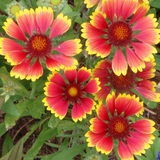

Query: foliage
<box><xmin>0</xmin><ymin>0</ymin><xmax>160</xmax><ymax>160</ymax></box>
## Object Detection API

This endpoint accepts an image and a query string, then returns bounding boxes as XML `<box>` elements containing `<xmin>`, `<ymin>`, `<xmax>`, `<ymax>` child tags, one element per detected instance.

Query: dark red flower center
<box><xmin>108</xmin><ymin>21</ymin><xmax>132</xmax><ymax>46</ymax></box>
<box><xmin>110</xmin><ymin>67</ymin><xmax>136</xmax><ymax>93</ymax></box>
<box><xmin>107</xmin><ymin>116</ymin><xmax>129</xmax><ymax>139</ymax></box>
<box><xmin>27</xmin><ymin>34</ymin><xmax>52</xmax><ymax>58</ymax></box>
<box><xmin>65</xmin><ymin>84</ymin><xmax>82</xmax><ymax>102</ymax></box>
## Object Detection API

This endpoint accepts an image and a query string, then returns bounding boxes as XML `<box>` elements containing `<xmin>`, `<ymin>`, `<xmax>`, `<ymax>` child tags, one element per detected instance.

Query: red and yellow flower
<box><xmin>92</xmin><ymin>59</ymin><xmax>160</xmax><ymax>102</ymax></box>
<box><xmin>0</xmin><ymin>6</ymin><xmax>82</xmax><ymax>81</ymax></box>
<box><xmin>85</xmin><ymin>92</ymin><xmax>155</xmax><ymax>160</ymax></box>
<box><xmin>81</xmin><ymin>0</ymin><xmax>160</xmax><ymax>76</ymax></box>
<box><xmin>43</xmin><ymin>67</ymin><xmax>100</xmax><ymax>122</ymax></box>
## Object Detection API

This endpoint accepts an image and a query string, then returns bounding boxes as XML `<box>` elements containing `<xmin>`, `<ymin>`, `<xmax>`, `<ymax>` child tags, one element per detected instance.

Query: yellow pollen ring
<box><xmin>114</xmin><ymin>122</ymin><xmax>125</xmax><ymax>133</ymax></box>
<box><xmin>68</xmin><ymin>87</ymin><xmax>78</xmax><ymax>97</ymax></box>
<box><xmin>113</xmin><ymin>25</ymin><xmax>129</xmax><ymax>40</ymax></box>
<box><xmin>32</xmin><ymin>36</ymin><xmax>47</xmax><ymax>51</ymax></box>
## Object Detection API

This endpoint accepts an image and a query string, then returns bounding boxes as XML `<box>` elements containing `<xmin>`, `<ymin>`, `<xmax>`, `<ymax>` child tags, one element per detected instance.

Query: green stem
<box><xmin>29</xmin><ymin>81</ymin><xmax>36</xmax><ymax>100</ymax></box>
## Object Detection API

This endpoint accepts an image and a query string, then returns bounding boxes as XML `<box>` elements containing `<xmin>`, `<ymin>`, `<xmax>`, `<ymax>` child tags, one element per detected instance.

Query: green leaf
<box><xmin>2</xmin><ymin>134</ymin><xmax>14</xmax><ymax>156</ymax></box>
<box><xmin>4</xmin><ymin>114</ymin><xmax>19</xmax><ymax>129</ymax></box>
<box><xmin>8</xmin><ymin>135</ymin><xmax>25</xmax><ymax>160</ymax></box>
<box><xmin>2</xmin><ymin>99</ymin><xmax>20</xmax><ymax>116</ymax></box>
<box><xmin>0</xmin><ymin>67</ymin><xmax>29</xmax><ymax>97</ymax></box>
<box><xmin>27</xmin><ymin>94</ymin><xmax>45</xmax><ymax>119</ymax></box>
<box><xmin>23</xmin><ymin>127</ymin><xmax>58</xmax><ymax>160</ymax></box>
<box><xmin>0</xmin><ymin>122</ymin><xmax>7</xmax><ymax>137</ymax></box>
<box><xmin>41</xmin><ymin>143</ymin><xmax>87</xmax><ymax>160</ymax></box>
<box><xmin>48</xmin><ymin>115</ymin><xmax>60</xmax><ymax>129</ymax></box>
<box><xmin>155</xmin><ymin>55</ymin><xmax>160</xmax><ymax>71</ymax></box>
<box><xmin>150</xmin><ymin>0</ymin><xmax>160</xmax><ymax>9</ymax></box>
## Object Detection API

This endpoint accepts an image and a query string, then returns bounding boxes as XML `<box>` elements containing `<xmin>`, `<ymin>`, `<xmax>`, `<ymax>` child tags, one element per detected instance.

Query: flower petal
<box><xmin>131</xmin><ymin>42</ymin><xmax>157</xmax><ymax>61</ymax></box>
<box><xmin>124</xmin><ymin>95</ymin><xmax>144</xmax><ymax>117</ymax></box>
<box><xmin>121</xmin><ymin>0</ymin><xmax>138</xmax><ymax>21</ymax></box>
<box><xmin>85</xmin><ymin>131</ymin><xmax>107</xmax><ymax>147</ymax></box>
<box><xmin>112</xmin><ymin>48</ymin><xmax>128</xmax><ymax>76</ymax></box>
<box><xmin>5</xmin><ymin>51</ymin><xmax>28</xmax><ymax>65</ymax></box>
<box><xmin>46</xmin><ymin>57</ymin><xmax>61</xmax><ymax>71</ymax></box>
<box><xmin>80</xmin><ymin>97</ymin><xmax>95</xmax><ymax>114</ymax></box>
<box><xmin>126</xmin><ymin>135</ymin><xmax>146</xmax><ymax>156</ymax></box>
<box><xmin>0</xmin><ymin>38</ymin><xmax>25</xmax><ymax>56</ymax></box>
<box><xmin>52</xmin><ymin>39</ymin><xmax>82</xmax><ymax>56</ymax></box>
<box><xmin>96</xmin><ymin>103</ymin><xmax>109</xmax><ymax>121</ymax></box>
<box><xmin>96</xmin><ymin>136</ymin><xmax>113</xmax><ymax>155</ymax></box>
<box><xmin>26</xmin><ymin>59</ymin><xmax>43</xmax><ymax>81</ymax></box>
<box><xmin>103</xmin><ymin>0</ymin><xmax>115</xmax><ymax>22</ymax></box>
<box><xmin>118</xmin><ymin>140</ymin><xmax>134</xmax><ymax>160</ymax></box>
<box><xmin>133</xmin><ymin>29</ymin><xmax>160</xmax><ymax>45</ymax></box>
<box><xmin>47</xmin><ymin>72</ymin><xmax>66</xmax><ymax>87</ymax></box>
<box><xmin>81</xmin><ymin>23</ymin><xmax>106</xmax><ymax>39</ymax></box>
<box><xmin>95</xmin><ymin>85</ymin><xmax>111</xmax><ymax>101</ymax></box>
<box><xmin>129</xmin><ymin>3</ymin><xmax>150</xmax><ymax>24</ymax></box>
<box><xmin>132</xmin><ymin>14</ymin><xmax>158</xmax><ymax>31</ymax></box>
<box><xmin>49</xmin><ymin>13</ymin><xmax>71</xmax><ymax>39</ymax></box>
<box><xmin>43</xmin><ymin>95</ymin><xmax>63</xmax><ymax>107</ymax></box>
<box><xmin>10</xmin><ymin>58</ymin><xmax>31</xmax><ymax>80</ymax></box>
<box><xmin>83</xmin><ymin>78</ymin><xmax>100</xmax><ymax>93</ymax></box>
<box><xmin>16</xmin><ymin>8</ymin><xmax>35</xmax><ymax>36</ymax></box>
<box><xmin>86</xmin><ymin>38</ymin><xmax>111</xmax><ymax>57</ymax></box>
<box><xmin>90</xmin><ymin>117</ymin><xmax>107</xmax><ymax>133</ymax></box>
<box><xmin>115</xmin><ymin>0</ymin><xmax>125</xmax><ymax>20</ymax></box>
<box><xmin>51</xmin><ymin>55</ymin><xmax>78</xmax><ymax>67</ymax></box>
<box><xmin>44</xmin><ymin>82</ymin><xmax>63</xmax><ymax>97</ymax></box>
<box><xmin>36</xmin><ymin>6</ymin><xmax>53</xmax><ymax>34</ymax></box>
<box><xmin>72</xmin><ymin>102</ymin><xmax>85</xmax><ymax>122</ymax></box>
<box><xmin>134</xmin><ymin>86</ymin><xmax>160</xmax><ymax>102</ymax></box>
<box><xmin>77</xmin><ymin>67</ymin><xmax>91</xmax><ymax>83</ymax></box>
<box><xmin>115</xmin><ymin>93</ymin><xmax>131</xmax><ymax>115</ymax></box>
<box><xmin>84</xmin><ymin>0</ymin><xmax>100</xmax><ymax>8</ymax></box>
<box><xmin>3</xmin><ymin>18</ymin><xmax>27</xmax><ymax>41</ymax></box>
<box><xmin>90</xmin><ymin>12</ymin><xmax>108</xmax><ymax>29</ymax></box>
<box><xmin>126</xmin><ymin>46</ymin><xmax>145</xmax><ymax>73</ymax></box>
<box><xmin>64</xmin><ymin>67</ymin><xmax>77</xmax><ymax>83</ymax></box>
<box><xmin>106</xmin><ymin>92</ymin><xmax>116</xmax><ymax>116</ymax></box>
<box><xmin>130</xmin><ymin>119</ymin><xmax>155</xmax><ymax>134</ymax></box>
<box><xmin>51</xmin><ymin>99</ymin><xmax>68</xmax><ymax>120</ymax></box>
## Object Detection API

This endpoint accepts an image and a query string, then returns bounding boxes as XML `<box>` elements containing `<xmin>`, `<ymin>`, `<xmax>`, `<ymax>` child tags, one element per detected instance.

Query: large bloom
<box><xmin>85</xmin><ymin>92</ymin><xmax>155</xmax><ymax>160</ymax></box>
<box><xmin>43</xmin><ymin>67</ymin><xmax>100</xmax><ymax>122</ymax></box>
<box><xmin>81</xmin><ymin>0</ymin><xmax>160</xmax><ymax>76</ymax></box>
<box><xmin>0</xmin><ymin>6</ymin><xmax>82</xmax><ymax>81</ymax></box>
<box><xmin>92</xmin><ymin>59</ymin><xmax>160</xmax><ymax>102</ymax></box>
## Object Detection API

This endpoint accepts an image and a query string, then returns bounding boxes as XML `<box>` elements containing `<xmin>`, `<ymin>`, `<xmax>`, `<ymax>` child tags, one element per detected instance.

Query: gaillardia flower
<box><xmin>85</xmin><ymin>92</ymin><xmax>155</xmax><ymax>160</ymax></box>
<box><xmin>0</xmin><ymin>6</ymin><xmax>81</xmax><ymax>81</ymax></box>
<box><xmin>92</xmin><ymin>59</ymin><xmax>160</xmax><ymax>102</ymax></box>
<box><xmin>81</xmin><ymin>0</ymin><xmax>160</xmax><ymax>76</ymax></box>
<box><xmin>43</xmin><ymin>67</ymin><xmax>100</xmax><ymax>122</ymax></box>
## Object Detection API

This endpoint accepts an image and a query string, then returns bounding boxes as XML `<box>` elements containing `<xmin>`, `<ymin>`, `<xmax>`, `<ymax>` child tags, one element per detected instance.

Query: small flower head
<box><xmin>43</xmin><ymin>67</ymin><xmax>100</xmax><ymax>122</ymax></box>
<box><xmin>85</xmin><ymin>92</ymin><xmax>155</xmax><ymax>160</ymax></box>
<box><xmin>81</xmin><ymin>0</ymin><xmax>160</xmax><ymax>76</ymax></box>
<box><xmin>92</xmin><ymin>59</ymin><xmax>160</xmax><ymax>102</ymax></box>
<box><xmin>0</xmin><ymin>7</ymin><xmax>82</xmax><ymax>81</ymax></box>
<box><xmin>6</xmin><ymin>1</ymin><xmax>24</xmax><ymax>18</ymax></box>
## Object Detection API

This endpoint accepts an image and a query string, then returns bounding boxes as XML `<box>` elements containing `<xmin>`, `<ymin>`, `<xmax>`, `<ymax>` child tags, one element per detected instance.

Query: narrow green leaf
<box><xmin>155</xmin><ymin>55</ymin><xmax>160</xmax><ymax>71</ymax></box>
<box><xmin>41</xmin><ymin>143</ymin><xmax>87</xmax><ymax>160</ymax></box>
<box><xmin>8</xmin><ymin>135</ymin><xmax>25</xmax><ymax>160</ymax></box>
<box><xmin>23</xmin><ymin>127</ymin><xmax>58</xmax><ymax>160</ymax></box>
<box><xmin>2</xmin><ymin>134</ymin><xmax>14</xmax><ymax>156</ymax></box>
<box><xmin>0</xmin><ymin>122</ymin><xmax>7</xmax><ymax>137</ymax></box>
